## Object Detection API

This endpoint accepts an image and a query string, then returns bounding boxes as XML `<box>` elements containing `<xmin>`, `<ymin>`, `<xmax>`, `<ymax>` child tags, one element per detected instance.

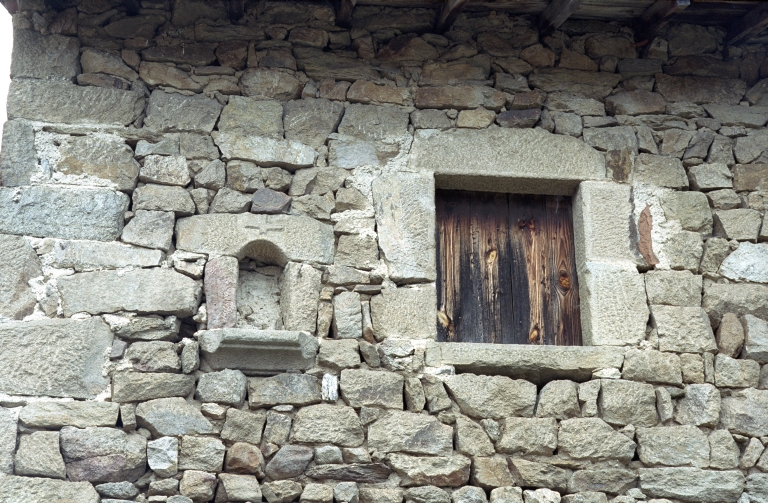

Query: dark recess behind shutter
<box><xmin>436</xmin><ymin>189</ymin><xmax>582</xmax><ymax>346</ymax></box>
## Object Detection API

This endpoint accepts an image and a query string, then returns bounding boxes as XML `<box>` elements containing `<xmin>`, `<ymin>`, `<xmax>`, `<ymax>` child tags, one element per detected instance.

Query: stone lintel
<box><xmin>408</xmin><ymin>128</ymin><xmax>606</xmax><ymax>196</ymax></box>
<box><xmin>198</xmin><ymin>329</ymin><xmax>319</xmax><ymax>375</ymax></box>
<box><xmin>425</xmin><ymin>343</ymin><xmax>626</xmax><ymax>383</ymax></box>
<box><xmin>175</xmin><ymin>213</ymin><xmax>334</xmax><ymax>265</ymax></box>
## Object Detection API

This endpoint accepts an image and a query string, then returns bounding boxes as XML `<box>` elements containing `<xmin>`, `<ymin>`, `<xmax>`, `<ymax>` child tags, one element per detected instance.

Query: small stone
<box><xmin>491</xmin><ymin>487</ymin><xmax>524</xmax><ymax>503</ymax></box>
<box><xmin>225</xmin><ymin>442</ymin><xmax>265</xmax><ymax>476</ymax></box>
<box><xmin>715</xmin><ymin>354</ymin><xmax>760</xmax><ymax>388</ymax></box>
<box><xmin>457</xmin><ymin>107</ymin><xmax>496</xmax><ymax>128</ymax></box>
<box><xmin>220</xmin><ymin>408</ymin><xmax>267</xmax><ymax>445</ymax></box>
<box><xmin>227</xmin><ymin>161</ymin><xmax>264</xmax><ymax>193</ymax></box>
<box><xmin>133</xmin><ymin>184</ymin><xmax>195</xmax><ymax>216</ymax></box>
<box><xmin>453</xmin><ymin>486</ymin><xmax>489</xmax><ymax>503</ymax></box>
<box><xmin>315</xmin><ymin>445</ymin><xmax>343</xmax><ymax>465</ymax></box>
<box><xmin>522</xmin><ymin>488</ymin><xmax>560</xmax><ymax>503</ymax></box>
<box><xmin>251</xmin><ymin>188</ymin><xmax>291</xmax><ymax>214</ymax></box>
<box><xmin>535</xmin><ymin>380</ymin><xmax>580</xmax><ymax>419</ymax></box>
<box><xmin>121</xmin><ymin>210</ymin><xmax>174</xmax><ymax>251</ymax></box>
<box><xmin>714</xmin><ymin>209</ymin><xmax>763</xmax><ymax>241</ymax></box>
<box><xmin>302</xmin><ymin>483</ymin><xmax>334</xmax><ymax>503</ymax></box>
<box><xmin>317</xmin><ymin>339</ymin><xmax>361</xmax><ymax>371</ymax></box>
<box><xmin>598</xmin><ymin>379</ymin><xmax>658</xmax><ymax>427</ymax></box>
<box><xmin>249</xmin><ymin>373</ymin><xmax>322</xmax><ymax>408</ymax></box>
<box><xmin>743</xmin><ymin>314</ymin><xmax>768</xmax><ymax>363</ymax></box>
<box><xmin>497</xmin><ymin>417</ymin><xmax>558</xmax><ymax>455</ymax></box>
<box><xmin>195</xmin><ymin>369</ymin><xmax>247</xmax><ymax>406</ymax></box>
<box><xmin>636</xmin><ymin>425</ymin><xmax>709</xmax><ymax>467</ymax></box>
<box><xmin>95</xmin><ymin>481</ymin><xmax>139</xmax><ymax>500</ymax></box>
<box><xmin>266</xmin><ymin>444</ymin><xmax>314</xmax><ymax>480</ymax></box>
<box><xmin>14</xmin><ymin>431</ymin><xmax>66</xmax><ymax>479</ymax></box>
<box><xmin>178</xmin><ymin>435</ymin><xmax>225</xmax><ymax>472</ymax></box>
<box><xmin>147</xmin><ymin>436</ymin><xmax>178</xmax><ymax>477</ymax></box>
<box><xmin>340</xmin><ymin>369</ymin><xmax>404</xmax><ymax>409</ymax></box>
<box><xmin>136</xmin><ymin>397</ymin><xmax>214</xmax><ymax>437</ymax></box>
<box><xmin>291</xmin><ymin>404</ymin><xmax>364</xmax><ymax>446</ymax></box>
<box><xmin>209</xmin><ymin>187</ymin><xmax>252</xmax><ymax>213</ymax></box>
<box><xmin>125</xmin><ymin>340</ymin><xmax>180</xmax><ymax>373</ymax></box>
<box><xmin>674</xmin><ymin>383</ymin><xmax>721</xmax><ymax>427</ymax></box>
<box><xmin>509</xmin><ymin>459</ymin><xmax>567</xmax><ymax>492</ymax></box>
<box><xmin>263</xmin><ymin>480</ymin><xmax>304</xmax><ymax>503</ymax></box>
<box><xmin>334</xmin><ymin>482</ymin><xmax>359</xmax><ymax>503</ymax></box>
<box><xmin>180</xmin><ymin>470</ymin><xmax>217</xmax><ymax>502</ymax></box>
<box><xmin>194</xmin><ymin>159</ymin><xmax>226</xmax><ymax>190</ymax></box>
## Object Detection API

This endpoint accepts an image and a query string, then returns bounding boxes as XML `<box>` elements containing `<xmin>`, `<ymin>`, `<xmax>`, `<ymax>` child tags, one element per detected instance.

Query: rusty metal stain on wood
<box><xmin>436</xmin><ymin>190</ymin><xmax>582</xmax><ymax>346</ymax></box>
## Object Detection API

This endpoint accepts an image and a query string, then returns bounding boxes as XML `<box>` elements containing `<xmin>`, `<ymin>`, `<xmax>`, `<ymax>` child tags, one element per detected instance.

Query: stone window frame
<box><xmin>402</xmin><ymin>127</ymin><xmax>650</xmax><ymax>350</ymax></box>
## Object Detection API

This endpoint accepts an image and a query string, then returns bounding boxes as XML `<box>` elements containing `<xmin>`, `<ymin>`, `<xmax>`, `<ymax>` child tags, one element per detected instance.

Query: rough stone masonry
<box><xmin>0</xmin><ymin>1</ymin><xmax>768</xmax><ymax>503</ymax></box>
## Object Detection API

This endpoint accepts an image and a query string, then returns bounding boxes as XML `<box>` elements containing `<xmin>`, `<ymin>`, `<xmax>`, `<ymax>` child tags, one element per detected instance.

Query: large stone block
<box><xmin>424</xmin><ymin>343</ymin><xmax>625</xmax><ymax>383</ymax></box>
<box><xmin>112</xmin><ymin>371</ymin><xmax>196</xmax><ymax>402</ymax></box>
<box><xmin>622</xmin><ymin>349</ymin><xmax>682</xmax><ymax>385</ymax></box>
<box><xmin>248</xmin><ymin>373</ymin><xmax>321</xmax><ymax>408</ymax></box>
<box><xmin>650</xmin><ymin>306</ymin><xmax>717</xmax><ymax>353</ymax></box>
<box><xmin>0</xmin><ymin>234</ymin><xmax>41</xmax><ymax>320</ymax></box>
<box><xmin>372</xmin><ymin>172</ymin><xmax>436</xmax><ymax>283</ymax></box>
<box><xmin>0</xmin><ymin>407</ymin><xmax>16</xmax><ymax>475</ymax></box>
<box><xmin>290</xmin><ymin>404</ymin><xmax>364</xmax><ymax>447</ymax></box>
<box><xmin>387</xmin><ymin>454</ymin><xmax>471</xmax><ymax>487</ymax></box>
<box><xmin>0</xmin><ymin>186</ymin><xmax>128</xmax><ymax>241</ymax></box>
<box><xmin>636</xmin><ymin>426</ymin><xmax>709</xmax><ymax>467</ymax></box>
<box><xmin>0</xmin><ymin>119</ymin><xmax>37</xmax><ymax>186</ymax></box>
<box><xmin>60</xmin><ymin>426</ymin><xmax>146</xmax><ymax>483</ymax></box>
<box><xmin>280</xmin><ymin>262</ymin><xmax>322</xmax><ymax>333</ymax></box>
<box><xmin>573</xmin><ymin>182</ymin><xmax>636</xmax><ymax>267</ymax></box>
<box><xmin>0</xmin><ymin>475</ymin><xmax>100</xmax><ymax>503</ymax></box>
<box><xmin>198</xmin><ymin>329</ymin><xmax>319</xmax><ymax>375</ymax></box>
<box><xmin>48</xmin><ymin>239</ymin><xmax>163</xmax><ymax>271</ymax></box>
<box><xmin>14</xmin><ymin>430</ymin><xmax>66</xmax><ymax>479</ymax></box>
<box><xmin>283</xmin><ymin>98</ymin><xmax>344</xmax><ymax>149</ymax></box>
<box><xmin>703</xmin><ymin>283</ymin><xmax>768</xmax><ymax>324</ymax></box>
<box><xmin>213</xmin><ymin>132</ymin><xmax>317</xmax><ymax>170</ymax></box>
<box><xmin>644</xmin><ymin>270</ymin><xmax>702</xmax><ymax>307</ymax></box>
<box><xmin>443</xmin><ymin>374</ymin><xmax>537</xmax><ymax>419</ymax></box>
<box><xmin>218</xmin><ymin>97</ymin><xmax>284</xmax><ymax>139</ymax></box>
<box><xmin>144</xmin><ymin>90</ymin><xmax>222</xmax><ymax>133</ymax></box>
<box><xmin>408</xmin><ymin>128</ymin><xmax>604</xmax><ymax>195</ymax></box>
<box><xmin>655</xmin><ymin>74</ymin><xmax>746</xmax><ymax>105</ymax></box>
<box><xmin>339</xmin><ymin>369</ymin><xmax>403</xmax><ymax>409</ymax></box>
<box><xmin>599</xmin><ymin>379</ymin><xmax>658</xmax><ymax>427</ymax></box>
<box><xmin>638</xmin><ymin>468</ymin><xmax>744</xmax><ymax>503</ymax></box>
<box><xmin>175</xmin><ymin>213</ymin><xmax>334</xmax><ymax>265</ymax></box>
<box><xmin>11</xmin><ymin>29</ymin><xmax>80</xmax><ymax>80</ymax></box>
<box><xmin>720</xmin><ymin>388</ymin><xmax>768</xmax><ymax>437</ymax></box>
<box><xmin>368</xmin><ymin>411</ymin><xmax>453</xmax><ymax>456</ymax></box>
<box><xmin>674</xmin><ymin>383</ymin><xmax>721</xmax><ymax>427</ymax></box>
<box><xmin>557</xmin><ymin>418</ymin><xmax>636</xmax><ymax>463</ymax></box>
<box><xmin>578</xmin><ymin>262</ymin><xmax>648</xmax><ymax>346</ymax></box>
<box><xmin>8</xmin><ymin>80</ymin><xmax>144</xmax><ymax>126</ymax></box>
<box><xmin>370</xmin><ymin>285</ymin><xmax>437</xmax><ymax>340</ymax></box>
<box><xmin>528</xmin><ymin>69</ymin><xmax>622</xmax><ymax>100</ymax></box>
<box><xmin>19</xmin><ymin>402</ymin><xmax>119</xmax><ymax>429</ymax></box>
<box><xmin>720</xmin><ymin>242</ymin><xmax>768</xmax><ymax>283</ymax></box>
<box><xmin>135</xmin><ymin>397</ymin><xmax>214</xmax><ymax>437</ymax></box>
<box><xmin>58</xmin><ymin>268</ymin><xmax>202</xmax><ymax>317</ymax></box>
<box><xmin>497</xmin><ymin>417</ymin><xmax>558</xmax><ymax>455</ymax></box>
<box><xmin>338</xmin><ymin>104</ymin><xmax>410</xmax><ymax>141</ymax></box>
<box><xmin>53</xmin><ymin>134</ymin><xmax>140</xmax><ymax>192</ymax></box>
<box><xmin>0</xmin><ymin>318</ymin><xmax>112</xmax><ymax>398</ymax></box>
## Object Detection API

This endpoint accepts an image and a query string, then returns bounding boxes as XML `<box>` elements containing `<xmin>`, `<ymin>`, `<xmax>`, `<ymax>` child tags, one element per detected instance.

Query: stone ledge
<box><xmin>198</xmin><ymin>329</ymin><xmax>319</xmax><ymax>375</ymax></box>
<box><xmin>425</xmin><ymin>342</ymin><xmax>626</xmax><ymax>383</ymax></box>
<box><xmin>408</xmin><ymin>128</ymin><xmax>605</xmax><ymax>196</ymax></box>
<box><xmin>175</xmin><ymin>213</ymin><xmax>334</xmax><ymax>265</ymax></box>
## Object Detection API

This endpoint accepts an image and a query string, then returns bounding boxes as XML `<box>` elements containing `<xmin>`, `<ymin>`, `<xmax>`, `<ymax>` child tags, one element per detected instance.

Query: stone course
<box><xmin>1</xmin><ymin>4</ymin><xmax>768</xmax><ymax>503</ymax></box>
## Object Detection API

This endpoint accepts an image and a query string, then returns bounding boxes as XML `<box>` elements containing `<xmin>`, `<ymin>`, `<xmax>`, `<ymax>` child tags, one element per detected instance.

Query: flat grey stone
<box><xmin>219</xmin><ymin>97</ymin><xmax>284</xmax><ymax>139</ymax></box>
<box><xmin>599</xmin><ymin>379</ymin><xmax>657</xmax><ymax>427</ymax></box>
<box><xmin>11</xmin><ymin>29</ymin><xmax>79</xmax><ymax>80</ymax></box>
<box><xmin>133</xmin><ymin>184</ymin><xmax>196</xmax><ymax>216</ymax></box>
<box><xmin>0</xmin><ymin>475</ymin><xmax>100</xmax><ymax>503</ymax></box>
<box><xmin>95</xmin><ymin>481</ymin><xmax>139</xmax><ymax>500</ymax></box>
<box><xmin>121</xmin><ymin>210</ymin><xmax>175</xmax><ymax>252</ymax></box>
<box><xmin>644</xmin><ymin>270</ymin><xmax>702</xmax><ymax>307</ymax></box>
<box><xmin>220</xmin><ymin>408</ymin><xmax>267</xmax><ymax>445</ymax></box>
<box><xmin>178</xmin><ymin>435</ymin><xmax>225</xmax><ymax>472</ymax></box>
<box><xmin>58</xmin><ymin>268</ymin><xmax>202</xmax><ymax>317</ymax></box>
<box><xmin>59</xmin><ymin>426</ymin><xmax>146</xmax><ymax>483</ymax></box>
<box><xmin>703</xmin><ymin>282</ymin><xmax>768</xmax><ymax>324</ymax></box>
<box><xmin>195</xmin><ymin>369</ymin><xmax>247</xmax><ymax>406</ymax></box>
<box><xmin>0</xmin><ymin>318</ymin><xmax>112</xmax><ymax>398</ymax></box>
<box><xmin>0</xmin><ymin>234</ymin><xmax>41</xmax><ymax>320</ymax></box>
<box><xmin>112</xmin><ymin>371</ymin><xmax>196</xmax><ymax>402</ymax></box>
<box><xmin>388</xmin><ymin>454</ymin><xmax>471</xmax><ymax>487</ymax></box>
<box><xmin>720</xmin><ymin>242</ymin><xmax>768</xmax><ymax>283</ymax></box>
<box><xmin>497</xmin><ymin>417</ymin><xmax>557</xmax><ymax>455</ymax></box>
<box><xmin>638</xmin><ymin>468</ymin><xmax>744</xmax><ymax>503</ymax></box>
<box><xmin>14</xmin><ymin>430</ymin><xmax>66</xmax><ymax>479</ymax></box>
<box><xmin>217</xmin><ymin>473</ymin><xmax>262</xmax><ymax>502</ymax></box>
<box><xmin>291</xmin><ymin>404</ymin><xmax>364</xmax><ymax>447</ymax></box>
<box><xmin>636</xmin><ymin>425</ymin><xmax>709</xmax><ymax>467</ymax></box>
<box><xmin>368</xmin><ymin>411</ymin><xmax>453</xmax><ymax>456</ymax></box>
<box><xmin>688</xmin><ymin>162</ymin><xmax>733</xmax><ymax>190</ymax></box>
<box><xmin>425</xmin><ymin>343</ymin><xmax>626</xmax><ymax>384</ymax></box>
<box><xmin>265</xmin><ymin>444</ymin><xmax>314</xmax><ymax>479</ymax></box>
<box><xmin>135</xmin><ymin>397</ymin><xmax>214</xmax><ymax>437</ymax></box>
<box><xmin>720</xmin><ymin>388</ymin><xmax>768</xmax><ymax>437</ymax></box>
<box><xmin>370</xmin><ymin>284</ymin><xmax>437</xmax><ymax>340</ymax></box>
<box><xmin>305</xmin><ymin>463</ymin><xmax>392</xmax><ymax>484</ymax></box>
<box><xmin>0</xmin><ymin>407</ymin><xmax>16</xmax><ymax>474</ymax></box>
<box><xmin>48</xmin><ymin>240</ymin><xmax>163</xmax><ymax>271</ymax></box>
<box><xmin>622</xmin><ymin>349</ymin><xmax>682</xmax><ymax>386</ymax></box>
<box><xmin>53</xmin><ymin>134</ymin><xmax>140</xmax><ymax>192</ymax></box>
<box><xmin>144</xmin><ymin>89</ymin><xmax>223</xmax><ymax>133</ymax></box>
<box><xmin>283</xmin><ymin>98</ymin><xmax>345</xmax><ymax>148</ymax></box>
<box><xmin>674</xmin><ymin>383</ymin><xmax>721</xmax><ymax>427</ymax></box>
<box><xmin>213</xmin><ymin>131</ymin><xmax>317</xmax><ymax>170</ymax></box>
<box><xmin>198</xmin><ymin>329</ymin><xmax>319</xmax><ymax>375</ymax></box>
<box><xmin>443</xmin><ymin>374</ymin><xmax>537</xmax><ymax>419</ymax></box>
<box><xmin>8</xmin><ymin>80</ymin><xmax>144</xmax><ymax>126</ymax></box>
<box><xmin>535</xmin><ymin>380</ymin><xmax>580</xmax><ymax>419</ymax></box>
<box><xmin>147</xmin><ymin>436</ymin><xmax>178</xmax><ymax>477</ymax></box>
<box><xmin>19</xmin><ymin>401</ymin><xmax>119</xmax><ymax>429</ymax></box>
<box><xmin>0</xmin><ymin>186</ymin><xmax>128</xmax><ymax>241</ymax></box>
<box><xmin>409</xmin><ymin>127</ymin><xmax>604</xmax><ymax>195</ymax></box>
<box><xmin>557</xmin><ymin>418</ymin><xmax>636</xmax><ymax>463</ymax></box>
<box><xmin>714</xmin><ymin>208</ymin><xmax>763</xmax><ymax>241</ymax></box>
<box><xmin>743</xmin><ymin>314</ymin><xmax>768</xmax><ymax>362</ymax></box>
<box><xmin>340</xmin><ymin>369</ymin><xmax>403</xmax><ymax>409</ymax></box>
<box><xmin>175</xmin><ymin>213</ymin><xmax>334</xmax><ymax>265</ymax></box>
<box><xmin>651</xmin><ymin>306</ymin><xmax>717</xmax><ymax>353</ymax></box>
<box><xmin>0</xmin><ymin>119</ymin><xmax>37</xmax><ymax>186</ymax></box>
<box><xmin>248</xmin><ymin>373</ymin><xmax>322</xmax><ymax>408</ymax></box>
<box><xmin>338</xmin><ymin>103</ymin><xmax>410</xmax><ymax>141</ymax></box>
<box><xmin>251</xmin><ymin>188</ymin><xmax>291</xmax><ymax>214</ymax></box>
<box><xmin>280</xmin><ymin>262</ymin><xmax>323</xmax><ymax>333</ymax></box>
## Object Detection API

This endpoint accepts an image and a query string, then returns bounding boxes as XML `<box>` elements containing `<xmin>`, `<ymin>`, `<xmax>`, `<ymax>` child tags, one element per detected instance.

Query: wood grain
<box><xmin>437</xmin><ymin>190</ymin><xmax>581</xmax><ymax>345</ymax></box>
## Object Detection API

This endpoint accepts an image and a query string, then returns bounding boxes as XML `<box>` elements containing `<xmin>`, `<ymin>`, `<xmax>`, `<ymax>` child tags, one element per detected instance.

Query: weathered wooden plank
<box><xmin>635</xmin><ymin>0</ymin><xmax>690</xmax><ymax>44</ymax></box>
<box><xmin>539</xmin><ymin>0</ymin><xmax>586</xmax><ymax>35</ymax></box>
<box><xmin>507</xmin><ymin>196</ymin><xmax>534</xmax><ymax>345</ymax></box>
<box><xmin>726</xmin><ymin>1</ymin><xmax>768</xmax><ymax>45</ymax></box>
<box><xmin>435</xmin><ymin>0</ymin><xmax>471</xmax><ymax>33</ymax></box>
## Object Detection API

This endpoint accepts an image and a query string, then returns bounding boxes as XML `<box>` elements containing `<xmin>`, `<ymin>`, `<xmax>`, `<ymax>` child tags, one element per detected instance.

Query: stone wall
<box><xmin>1</xmin><ymin>1</ymin><xmax>768</xmax><ymax>502</ymax></box>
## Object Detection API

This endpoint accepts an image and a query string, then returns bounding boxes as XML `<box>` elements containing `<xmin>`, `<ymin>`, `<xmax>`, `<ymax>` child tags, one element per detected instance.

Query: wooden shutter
<box><xmin>436</xmin><ymin>189</ymin><xmax>581</xmax><ymax>345</ymax></box>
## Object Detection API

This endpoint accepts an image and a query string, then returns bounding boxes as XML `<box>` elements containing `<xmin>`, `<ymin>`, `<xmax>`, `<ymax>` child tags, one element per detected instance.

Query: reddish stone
<box><xmin>225</xmin><ymin>442</ymin><xmax>266</xmax><ymax>477</ymax></box>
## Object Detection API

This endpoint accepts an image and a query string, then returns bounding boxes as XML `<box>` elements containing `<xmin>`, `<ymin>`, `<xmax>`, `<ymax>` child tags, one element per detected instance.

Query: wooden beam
<box><xmin>124</xmin><ymin>0</ymin><xmax>141</xmax><ymax>15</ymax></box>
<box><xmin>726</xmin><ymin>2</ymin><xmax>768</xmax><ymax>46</ymax></box>
<box><xmin>538</xmin><ymin>0</ymin><xmax>585</xmax><ymax>35</ymax></box>
<box><xmin>635</xmin><ymin>0</ymin><xmax>690</xmax><ymax>44</ymax></box>
<box><xmin>435</xmin><ymin>0</ymin><xmax>469</xmax><ymax>33</ymax></box>
<box><xmin>336</xmin><ymin>0</ymin><xmax>357</xmax><ymax>28</ymax></box>
<box><xmin>228</xmin><ymin>0</ymin><xmax>245</xmax><ymax>21</ymax></box>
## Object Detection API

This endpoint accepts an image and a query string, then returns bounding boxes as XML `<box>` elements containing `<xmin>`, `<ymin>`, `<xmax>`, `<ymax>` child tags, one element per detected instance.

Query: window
<box><xmin>436</xmin><ymin>190</ymin><xmax>581</xmax><ymax>345</ymax></box>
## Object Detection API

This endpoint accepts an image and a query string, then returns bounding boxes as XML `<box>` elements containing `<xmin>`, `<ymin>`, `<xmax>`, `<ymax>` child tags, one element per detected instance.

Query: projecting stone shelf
<box><xmin>425</xmin><ymin>342</ymin><xmax>627</xmax><ymax>383</ymax></box>
<box><xmin>198</xmin><ymin>329</ymin><xmax>319</xmax><ymax>375</ymax></box>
